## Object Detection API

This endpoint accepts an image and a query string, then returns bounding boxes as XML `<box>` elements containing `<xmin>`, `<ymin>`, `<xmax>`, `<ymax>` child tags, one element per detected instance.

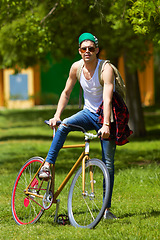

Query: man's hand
<box><xmin>98</xmin><ymin>125</ymin><xmax>110</xmax><ymax>139</ymax></box>
<box><xmin>49</xmin><ymin>116</ymin><xmax>61</xmax><ymax>129</ymax></box>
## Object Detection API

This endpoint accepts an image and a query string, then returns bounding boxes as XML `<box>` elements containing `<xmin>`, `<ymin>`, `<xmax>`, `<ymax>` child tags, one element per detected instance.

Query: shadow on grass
<box><xmin>1</xmin><ymin>107</ymin><xmax>160</xmax><ymax>175</ymax></box>
<box><xmin>130</xmin><ymin>129</ymin><xmax>160</xmax><ymax>142</ymax></box>
<box><xmin>0</xmin><ymin>108</ymin><xmax>78</xmax><ymax>123</ymax></box>
<box><xmin>36</xmin><ymin>209</ymin><xmax>160</xmax><ymax>227</ymax></box>
<box><xmin>0</xmin><ymin>133</ymin><xmax>88</xmax><ymax>142</ymax></box>
<box><xmin>120</xmin><ymin>209</ymin><xmax>160</xmax><ymax>219</ymax></box>
<box><xmin>0</xmin><ymin>147</ymin><xmax>90</xmax><ymax>174</ymax></box>
<box><xmin>1</xmin><ymin>107</ymin><xmax>160</xmax><ymax>141</ymax></box>
<box><xmin>0</xmin><ymin>135</ymin><xmax>52</xmax><ymax>141</ymax></box>
<box><xmin>1</xmin><ymin>142</ymin><xmax>160</xmax><ymax>177</ymax></box>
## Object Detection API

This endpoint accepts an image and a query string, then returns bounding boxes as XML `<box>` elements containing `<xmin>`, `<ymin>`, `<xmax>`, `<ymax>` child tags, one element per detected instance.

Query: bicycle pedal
<box><xmin>57</xmin><ymin>214</ymin><xmax>69</xmax><ymax>225</ymax></box>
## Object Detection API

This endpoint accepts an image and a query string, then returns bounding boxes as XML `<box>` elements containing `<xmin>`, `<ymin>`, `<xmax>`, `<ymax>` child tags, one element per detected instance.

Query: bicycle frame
<box><xmin>24</xmin><ymin>140</ymin><xmax>92</xmax><ymax>206</ymax></box>
<box><xmin>11</xmin><ymin>122</ymin><xmax>108</xmax><ymax>228</ymax></box>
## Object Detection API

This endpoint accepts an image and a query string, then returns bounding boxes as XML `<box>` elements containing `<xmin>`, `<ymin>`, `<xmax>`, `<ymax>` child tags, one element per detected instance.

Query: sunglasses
<box><xmin>80</xmin><ymin>46</ymin><xmax>96</xmax><ymax>53</ymax></box>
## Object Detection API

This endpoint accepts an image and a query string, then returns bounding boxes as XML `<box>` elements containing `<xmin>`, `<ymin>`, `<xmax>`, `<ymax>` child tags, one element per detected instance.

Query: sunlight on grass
<box><xmin>0</xmin><ymin>107</ymin><xmax>160</xmax><ymax>239</ymax></box>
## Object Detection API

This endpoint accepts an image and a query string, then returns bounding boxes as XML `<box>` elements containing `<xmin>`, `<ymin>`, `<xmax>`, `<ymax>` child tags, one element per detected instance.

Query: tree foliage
<box><xmin>0</xmin><ymin>0</ymin><xmax>159</xmax><ymax>136</ymax></box>
<box><xmin>0</xmin><ymin>0</ymin><xmax>158</xmax><ymax>69</ymax></box>
<box><xmin>128</xmin><ymin>0</ymin><xmax>160</xmax><ymax>38</ymax></box>
<box><xmin>0</xmin><ymin>1</ymin><xmax>51</xmax><ymax>68</ymax></box>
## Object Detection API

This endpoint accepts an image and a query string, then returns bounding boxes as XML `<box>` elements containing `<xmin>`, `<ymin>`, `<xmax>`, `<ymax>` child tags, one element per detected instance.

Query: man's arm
<box><xmin>49</xmin><ymin>61</ymin><xmax>79</xmax><ymax>127</ymax></box>
<box><xmin>98</xmin><ymin>63</ymin><xmax>114</xmax><ymax>138</ymax></box>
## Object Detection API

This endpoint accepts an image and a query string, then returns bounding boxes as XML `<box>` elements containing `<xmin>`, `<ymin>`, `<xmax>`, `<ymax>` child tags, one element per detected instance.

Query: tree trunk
<box><xmin>124</xmin><ymin>54</ymin><xmax>146</xmax><ymax>137</ymax></box>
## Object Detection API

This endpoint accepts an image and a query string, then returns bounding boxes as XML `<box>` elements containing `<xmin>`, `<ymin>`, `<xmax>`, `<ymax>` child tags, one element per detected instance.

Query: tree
<box><xmin>0</xmin><ymin>0</ymin><xmax>51</xmax><ymax>68</ymax></box>
<box><xmin>101</xmin><ymin>0</ymin><xmax>150</xmax><ymax>136</ymax></box>
<box><xmin>102</xmin><ymin>0</ymin><xmax>160</xmax><ymax>136</ymax></box>
<box><xmin>0</xmin><ymin>0</ymin><xmax>158</xmax><ymax>136</ymax></box>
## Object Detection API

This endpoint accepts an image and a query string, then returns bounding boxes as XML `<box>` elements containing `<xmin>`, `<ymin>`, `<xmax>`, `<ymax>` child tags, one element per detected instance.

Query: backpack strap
<box><xmin>76</xmin><ymin>59</ymin><xmax>84</xmax><ymax>108</ymax></box>
<box><xmin>98</xmin><ymin>60</ymin><xmax>110</xmax><ymax>86</ymax></box>
<box><xmin>76</xmin><ymin>59</ymin><xmax>84</xmax><ymax>82</ymax></box>
<box><xmin>98</xmin><ymin>60</ymin><xmax>126</xmax><ymax>99</ymax></box>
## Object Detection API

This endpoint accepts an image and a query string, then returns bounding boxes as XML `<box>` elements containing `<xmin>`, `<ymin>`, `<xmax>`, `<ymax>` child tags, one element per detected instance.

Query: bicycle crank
<box><xmin>42</xmin><ymin>191</ymin><xmax>53</xmax><ymax>210</ymax></box>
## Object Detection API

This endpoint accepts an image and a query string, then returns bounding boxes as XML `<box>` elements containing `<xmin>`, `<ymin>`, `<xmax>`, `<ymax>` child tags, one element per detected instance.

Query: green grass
<box><xmin>0</xmin><ymin>106</ymin><xmax>160</xmax><ymax>239</ymax></box>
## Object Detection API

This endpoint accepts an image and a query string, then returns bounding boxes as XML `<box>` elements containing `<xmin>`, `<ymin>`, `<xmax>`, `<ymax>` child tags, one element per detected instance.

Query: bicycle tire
<box><xmin>68</xmin><ymin>158</ymin><xmax>110</xmax><ymax>229</ymax></box>
<box><xmin>11</xmin><ymin>157</ymin><xmax>47</xmax><ymax>225</ymax></box>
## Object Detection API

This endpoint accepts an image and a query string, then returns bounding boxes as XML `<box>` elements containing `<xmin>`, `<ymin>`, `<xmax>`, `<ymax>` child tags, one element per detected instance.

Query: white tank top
<box><xmin>80</xmin><ymin>59</ymin><xmax>103</xmax><ymax>113</ymax></box>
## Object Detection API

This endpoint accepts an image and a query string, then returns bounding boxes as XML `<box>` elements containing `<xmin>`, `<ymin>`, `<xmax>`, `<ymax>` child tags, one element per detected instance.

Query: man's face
<box><xmin>79</xmin><ymin>40</ymin><xmax>99</xmax><ymax>62</ymax></box>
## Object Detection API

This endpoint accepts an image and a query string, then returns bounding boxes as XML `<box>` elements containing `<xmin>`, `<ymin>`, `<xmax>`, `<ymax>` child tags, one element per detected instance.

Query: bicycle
<box><xmin>11</xmin><ymin>121</ymin><xmax>110</xmax><ymax>229</ymax></box>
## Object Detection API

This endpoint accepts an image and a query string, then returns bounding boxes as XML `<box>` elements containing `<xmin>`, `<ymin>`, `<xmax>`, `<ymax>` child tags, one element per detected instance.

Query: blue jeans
<box><xmin>46</xmin><ymin>108</ymin><xmax>116</xmax><ymax>208</ymax></box>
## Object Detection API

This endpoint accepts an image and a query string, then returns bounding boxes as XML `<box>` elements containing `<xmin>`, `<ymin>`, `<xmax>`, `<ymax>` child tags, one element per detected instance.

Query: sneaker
<box><xmin>38</xmin><ymin>166</ymin><xmax>51</xmax><ymax>180</ymax></box>
<box><xmin>104</xmin><ymin>210</ymin><xmax>117</xmax><ymax>220</ymax></box>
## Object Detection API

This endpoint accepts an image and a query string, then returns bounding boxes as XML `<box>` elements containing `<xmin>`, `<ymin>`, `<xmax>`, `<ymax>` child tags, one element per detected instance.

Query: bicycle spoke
<box><xmin>11</xmin><ymin>157</ymin><xmax>46</xmax><ymax>225</ymax></box>
<box><xmin>82</xmin><ymin>196</ymin><xmax>95</xmax><ymax>220</ymax></box>
<box><xmin>68</xmin><ymin>159</ymin><xmax>110</xmax><ymax>228</ymax></box>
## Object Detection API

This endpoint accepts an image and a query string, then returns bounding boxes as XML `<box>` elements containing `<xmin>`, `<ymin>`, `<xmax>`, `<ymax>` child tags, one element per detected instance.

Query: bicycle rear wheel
<box><xmin>11</xmin><ymin>157</ymin><xmax>47</xmax><ymax>225</ymax></box>
<box><xmin>68</xmin><ymin>158</ymin><xmax>110</xmax><ymax>228</ymax></box>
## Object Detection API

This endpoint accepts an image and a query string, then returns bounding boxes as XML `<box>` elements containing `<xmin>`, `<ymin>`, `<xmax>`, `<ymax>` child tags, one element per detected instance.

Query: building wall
<box><xmin>0</xmin><ymin>47</ymin><xmax>155</xmax><ymax>108</ymax></box>
<box><xmin>0</xmin><ymin>68</ymin><xmax>35</xmax><ymax>108</ymax></box>
<box><xmin>0</xmin><ymin>69</ymin><xmax>4</xmax><ymax>106</ymax></box>
<box><xmin>40</xmin><ymin>54</ymin><xmax>80</xmax><ymax>105</ymax></box>
<box><xmin>118</xmin><ymin>44</ymin><xmax>154</xmax><ymax>106</ymax></box>
<box><xmin>33</xmin><ymin>65</ymin><xmax>41</xmax><ymax>105</ymax></box>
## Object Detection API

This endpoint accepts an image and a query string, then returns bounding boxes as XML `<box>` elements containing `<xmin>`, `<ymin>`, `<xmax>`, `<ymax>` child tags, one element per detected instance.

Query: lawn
<box><xmin>0</xmin><ymin>106</ymin><xmax>160</xmax><ymax>239</ymax></box>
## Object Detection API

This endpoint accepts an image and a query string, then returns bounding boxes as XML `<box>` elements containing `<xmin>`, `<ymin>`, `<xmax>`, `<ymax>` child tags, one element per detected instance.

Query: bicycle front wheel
<box><xmin>11</xmin><ymin>157</ymin><xmax>47</xmax><ymax>225</ymax></box>
<box><xmin>68</xmin><ymin>158</ymin><xmax>110</xmax><ymax>228</ymax></box>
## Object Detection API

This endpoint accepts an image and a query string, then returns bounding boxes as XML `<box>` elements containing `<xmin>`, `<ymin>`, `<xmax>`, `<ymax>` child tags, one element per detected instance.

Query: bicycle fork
<box><xmin>82</xmin><ymin>139</ymin><xmax>94</xmax><ymax>196</ymax></box>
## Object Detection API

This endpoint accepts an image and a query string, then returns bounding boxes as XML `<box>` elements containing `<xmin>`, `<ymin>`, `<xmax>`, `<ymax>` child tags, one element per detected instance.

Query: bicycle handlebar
<box><xmin>44</xmin><ymin>120</ymin><xmax>61</xmax><ymax>126</ymax></box>
<box><xmin>44</xmin><ymin>120</ymin><xmax>101</xmax><ymax>139</ymax></box>
<box><xmin>44</xmin><ymin>120</ymin><xmax>86</xmax><ymax>133</ymax></box>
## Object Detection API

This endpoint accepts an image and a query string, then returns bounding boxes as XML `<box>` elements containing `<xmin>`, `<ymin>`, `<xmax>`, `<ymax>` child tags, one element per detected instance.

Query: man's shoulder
<box><xmin>69</xmin><ymin>60</ymin><xmax>83</xmax><ymax>79</ymax></box>
<box><xmin>70</xmin><ymin>59</ymin><xmax>83</xmax><ymax>76</ymax></box>
<box><xmin>72</xmin><ymin>59</ymin><xmax>83</xmax><ymax>69</ymax></box>
<box><xmin>99</xmin><ymin>59</ymin><xmax>113</xmax><ymax>74</ymax></box>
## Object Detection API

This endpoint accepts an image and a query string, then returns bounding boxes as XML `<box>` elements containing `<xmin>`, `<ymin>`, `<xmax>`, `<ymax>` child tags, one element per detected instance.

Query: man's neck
<box><xmin>83</xmin><ymin>58</ymin><xmax>98</xmax><ymax>71</ymax></box>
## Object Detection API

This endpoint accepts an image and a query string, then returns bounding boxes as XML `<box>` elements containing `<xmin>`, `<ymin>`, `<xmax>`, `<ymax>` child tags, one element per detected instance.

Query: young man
<box><xmin>39</xmin><ymin>33</ymin><xmax>117</xmax><ymax>219</ymax></box>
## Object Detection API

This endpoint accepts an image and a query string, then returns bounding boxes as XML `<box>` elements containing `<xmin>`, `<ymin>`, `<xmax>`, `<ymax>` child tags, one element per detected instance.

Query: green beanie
<box><xmin>78</xmin><ymin>33</ymin><xmax>98</xmax><ymax>47</ymax></box>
